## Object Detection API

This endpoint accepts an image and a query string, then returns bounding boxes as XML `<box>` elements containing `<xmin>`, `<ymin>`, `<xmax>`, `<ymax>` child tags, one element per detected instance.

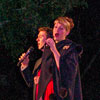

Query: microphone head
<box><xmin>28</xmin><ymin>46</ymin><xmax>34</xmax><ymax>53</ymax></box>
<box><xmin>25</xmin><ymin>46</ymin><xmax>34</xmax><ymax>57</ymax></box>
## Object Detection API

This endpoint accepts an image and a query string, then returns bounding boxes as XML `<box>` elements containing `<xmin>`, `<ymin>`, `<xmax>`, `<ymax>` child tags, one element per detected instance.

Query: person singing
<box><xmin>37</xmin><ymin>16</ymin><xmax>83</xmax><ymax>100</ymax></box>
<box><xmin>18</xmin><ymin>27</ymin><xmax>53</xmax><ymax>100</ymax></box>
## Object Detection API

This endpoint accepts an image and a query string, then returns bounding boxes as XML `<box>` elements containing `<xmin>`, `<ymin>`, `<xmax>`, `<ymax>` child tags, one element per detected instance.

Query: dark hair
<box><xmin>38</xmin><ymin>27</ymin><xmax>53</xmax><ymax>38</ymax></box>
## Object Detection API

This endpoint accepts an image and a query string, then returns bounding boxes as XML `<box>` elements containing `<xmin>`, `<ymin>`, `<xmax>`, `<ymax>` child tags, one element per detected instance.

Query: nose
<box><xmin>36</xmin><ymin>38</ymin><xmax>39</xmax><ymax>42</ymax></box>
<box><xmin>56</xmin><ymin>27</ymin><xmax>60</xmax><ymax>32</ymax></box>
<box><xmin>54</xmin><ymin>27</ymin><xmax>59</xmax><ymax>33</ymax></box>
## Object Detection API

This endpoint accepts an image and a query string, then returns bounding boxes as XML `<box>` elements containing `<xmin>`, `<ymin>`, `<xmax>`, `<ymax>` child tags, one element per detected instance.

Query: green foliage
<box><xmin>0</xmin><ymin>0</ymin><xmax>88</xmax><ymax>63</ymax></box>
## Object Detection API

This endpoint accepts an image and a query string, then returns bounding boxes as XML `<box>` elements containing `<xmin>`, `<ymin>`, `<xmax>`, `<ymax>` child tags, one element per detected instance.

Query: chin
<box><xmin>38</xmin><ymin>46</ymin><xmax>40</xmax><ymax>49</ymax></box>
<box><xmin>54</xmin><ymin>38</ymin><xmax>57</xmax><ymax>41</ymax></box>
<box><xmin>55</xmin><ymin>38</ymin><xmax>59</xmax><ymax>41</ymax></box>
<box><xmin>39</xmin><ymin>47</ymin><xmax>41</xmax><ymax>50</ymax></box>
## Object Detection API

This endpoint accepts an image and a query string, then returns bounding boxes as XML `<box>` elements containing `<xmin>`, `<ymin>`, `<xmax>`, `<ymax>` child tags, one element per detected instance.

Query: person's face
<box><xmin>53</xmin><ymin>22</ymin><xmax>68</xmax><ymax>43</ymax></box>
<box><xmin>36</xmin><ymin>31</ymin><xmax>47</xmax><ymax>50</ymax></box>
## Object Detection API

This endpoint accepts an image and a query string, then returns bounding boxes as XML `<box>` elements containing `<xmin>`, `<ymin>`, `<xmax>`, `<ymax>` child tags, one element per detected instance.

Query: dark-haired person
<box><xmin>18</xmin><ymin>27</ymin><xmax>53</xmax><ymax>100</ymax></box>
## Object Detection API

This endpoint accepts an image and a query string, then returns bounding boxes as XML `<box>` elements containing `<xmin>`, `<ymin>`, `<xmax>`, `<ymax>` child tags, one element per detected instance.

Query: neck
<box><xmin>55</xmin><ymin>38</ymin><xmax>66</xmax><ymax>43</ymax></box>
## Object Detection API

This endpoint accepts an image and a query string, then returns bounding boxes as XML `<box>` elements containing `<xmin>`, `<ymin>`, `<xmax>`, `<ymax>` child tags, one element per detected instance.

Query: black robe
<box><xmin>37</xmin><ymin>39</ymin><xmax>83</xmax><ymax>100</ymax></box>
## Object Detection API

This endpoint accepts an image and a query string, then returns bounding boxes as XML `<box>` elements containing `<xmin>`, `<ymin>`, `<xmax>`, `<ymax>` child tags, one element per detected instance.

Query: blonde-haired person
<box><xmin>37</xmin><ymin>17</ymin><xmax>83</xmax><ymax>100</ymax></box>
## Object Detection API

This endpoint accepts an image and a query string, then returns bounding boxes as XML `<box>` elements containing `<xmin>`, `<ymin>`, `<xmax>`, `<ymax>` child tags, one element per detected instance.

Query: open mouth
<box><xmin>55</xmin><ymin>33</ymin><xmax>59</xmax><ymax>37</ymax></box>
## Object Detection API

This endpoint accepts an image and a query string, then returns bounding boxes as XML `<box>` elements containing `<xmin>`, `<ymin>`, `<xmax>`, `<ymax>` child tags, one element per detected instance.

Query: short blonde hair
<box><xmin>54</xmin><ymin>17</ymin><xmax>74</xmax><ymax>32</ymax></box>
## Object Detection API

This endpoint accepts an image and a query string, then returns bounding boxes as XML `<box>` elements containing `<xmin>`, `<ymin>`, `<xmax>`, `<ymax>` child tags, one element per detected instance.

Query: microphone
<box><xmin>17</xmin><ymin>46</ymin><xmax>34</xmax><ymax>67</ymax></box>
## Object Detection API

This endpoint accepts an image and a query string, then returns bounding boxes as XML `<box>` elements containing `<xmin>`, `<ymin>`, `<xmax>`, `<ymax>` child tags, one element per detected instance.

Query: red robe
<box><xmin>36</xmin><ymin>69</ymin><xmax>54</xmax><ymax>100</ymax></box>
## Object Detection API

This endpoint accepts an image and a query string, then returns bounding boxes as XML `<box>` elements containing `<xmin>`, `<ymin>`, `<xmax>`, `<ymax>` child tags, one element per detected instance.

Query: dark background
<box><xmin>0</xmin><ymin>0</ymin><xmax>100</xmax><ymax>100</ymax></box>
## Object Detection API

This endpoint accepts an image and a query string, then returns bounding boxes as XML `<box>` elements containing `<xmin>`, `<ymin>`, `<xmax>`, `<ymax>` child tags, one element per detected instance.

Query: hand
<box><xmin>46</xmin><ymin>38</ymin><xmax>60</xmax><ymax>70</ymax></box>
<box><xmin>19</xmin><ymin>53</ymin><xmax>29</xmax><ymax>67</ymax></box>
<box><xmin>46</xmin><ymin>38</ymin><xmax>56</xmax><ymax>52</ymax></box>
<box><xmin>34</xmin><ymin>76</ymin><xmax>40</xmax><ymax>85</ymax></box>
